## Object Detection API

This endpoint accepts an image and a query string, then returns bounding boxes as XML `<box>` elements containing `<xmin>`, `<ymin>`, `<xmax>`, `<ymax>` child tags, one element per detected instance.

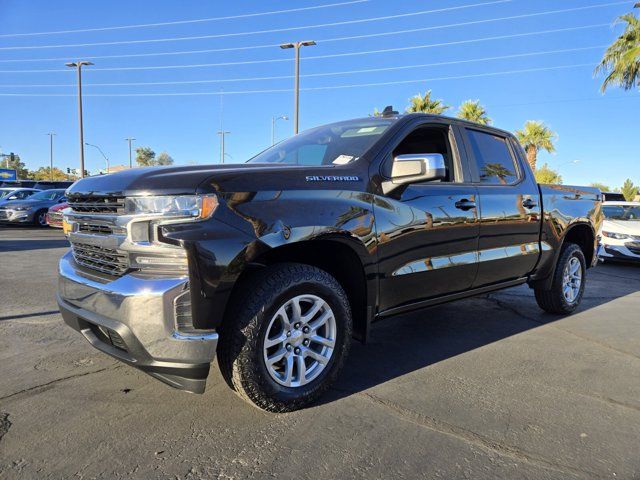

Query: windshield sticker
<box><xmin>332</xmin><ymin>155</ymin><xmax>355</xmax><ymax>165</ymax></box>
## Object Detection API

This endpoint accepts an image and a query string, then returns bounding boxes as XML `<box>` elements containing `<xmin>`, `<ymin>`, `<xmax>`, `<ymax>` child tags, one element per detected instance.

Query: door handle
<box><xmin>522</xmin><ymin>198</ymin><xmax>538</xmax><ymax>209</ymax></box>
<box><xmin>455</xmin><ymin>199</ymin><xmax>477</xmax><ymax>210</ymax></box>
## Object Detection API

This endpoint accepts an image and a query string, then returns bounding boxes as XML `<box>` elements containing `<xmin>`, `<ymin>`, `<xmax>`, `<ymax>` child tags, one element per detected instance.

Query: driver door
<box><xmin>374</xmin><ymin>123</ymin><xmax>480</xmax><ymax>313</ymax></box>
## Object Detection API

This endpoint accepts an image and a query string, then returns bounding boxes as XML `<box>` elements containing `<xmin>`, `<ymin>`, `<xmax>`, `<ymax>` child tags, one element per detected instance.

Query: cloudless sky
<box><xmin>0</xmin><ymin>0</ymin><xmax>638</xmax><ymax>188</ymax></box>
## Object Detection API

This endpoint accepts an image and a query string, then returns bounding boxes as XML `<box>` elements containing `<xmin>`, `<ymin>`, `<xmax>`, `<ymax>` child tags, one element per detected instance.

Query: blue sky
<box><xmin>0</xmin><ymin>0</ymin><xmax>638</xmax><ymax>188</ymax></box>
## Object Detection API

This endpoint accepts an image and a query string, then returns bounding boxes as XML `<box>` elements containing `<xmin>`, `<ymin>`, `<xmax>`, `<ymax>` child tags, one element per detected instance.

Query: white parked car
<box><xmin>598</xmin><ymin>201</ymin><xmax>640</xmax><ymax>263</ymax></box>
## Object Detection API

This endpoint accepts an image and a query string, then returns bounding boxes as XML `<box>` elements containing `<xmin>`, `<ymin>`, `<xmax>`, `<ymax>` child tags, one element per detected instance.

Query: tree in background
<box><xmin>370</xmin><ymin>108</ymin><xmax>383</xmax><ymax>117</ymax></box>
<box><xmin>135</xmin><ymin>147</ymin><xmax>156</xmax><ymax>166</ymax></box>
<box><xmin>534</xmin><ymin>163</ymin><xmax>563</xmax><ymax>185</ymax></box>
<box><xmin>456</xmin><ymin>100</ymin><xmax>491</xmax><ymax>125</ymax></box>
<box><xmin>589</xmin><ymin>182</ymin><xmax>610</xmax><ymax>192</ymax></box>
<box><xmin>481</xmin><ymin>163</ymin><xmax>513</xmax><ymax>185</ymax></box>
<box><xmin>2</xmin><ymin>153</ymin><xmax>30</xmax><ymax>179</ymax></box>
<box><xmin>406</xmin><ymin>90</ymin><xmax>449</xmax><ymax>114</ymax></box>
<box><xmin>31</xmin><ymin>166</ymin><xmax>76</xmax><ymax>181</ymax></box>
<box><xmin>595</xmin><ymin>5</ymin><xmax>640</xmax><ymax>92</ymax></box>
<box><xmin>156</xmin><ymin>152</ymin><xmax>174</xmax><ymax>166</ymax></box>
<box><xmin>515</xmin><ymin>121</ymin><xmax>557</xmax><ymax>171</ymax></box>
<box><xmin>621</xmin><ymin>178</ymin><xmax>639</xmax><ymax>201</ymax></box>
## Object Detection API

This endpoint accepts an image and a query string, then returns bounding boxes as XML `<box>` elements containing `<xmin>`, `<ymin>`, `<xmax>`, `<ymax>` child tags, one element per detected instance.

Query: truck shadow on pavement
<box><xmin>0</xmin><ymin>239</ymin><xmax>69</xmax><ymax>252</ymax></box>
<box><xmin>319</xmin><ymin>262</ymin><xmax>640</xmax><ymax>405</ymax></box>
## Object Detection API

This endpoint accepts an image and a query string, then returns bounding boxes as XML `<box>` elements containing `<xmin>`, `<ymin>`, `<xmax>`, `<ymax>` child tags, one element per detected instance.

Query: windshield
<box><xmin>603</xmin><ymin>205</ymin><xmax>640</xmax><ymax>221</ymax></box>
<box><xmin>247</xmin><ymin>119</ymin><xmax>394</xmax><ymax>166</ymax></box>
<box><xmin>0</xmin><ymin>189</ymin><xmax>14</xmax><ymax>198</ymax></box>
<box><xmin>28</xmin><ymin>190</ymin><xmax>63</xmax><ymax>201</ymax></box>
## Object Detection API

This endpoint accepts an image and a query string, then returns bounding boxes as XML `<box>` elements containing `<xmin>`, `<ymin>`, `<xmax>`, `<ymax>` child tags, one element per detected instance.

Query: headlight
<box><xmin>602</xmin><ymin>231</ymin><xmax>629</xmax><ymax>240</ymax></box>
<box><xmin>124</xmin><ymin>195</ymin><xmax>218</xmax><ymax>220</ymax></box>
<box><xmin>12</xmin><ymin>206</ymin><xmax>30</xmax><ymax>211</ymax></box>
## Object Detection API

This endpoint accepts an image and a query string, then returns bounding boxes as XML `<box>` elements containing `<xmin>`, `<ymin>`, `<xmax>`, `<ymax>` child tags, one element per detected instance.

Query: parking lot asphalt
<box><xmin>0</xmin><ymin>227</ymin><xmax>639</xmax><ymax>479</ymax></box>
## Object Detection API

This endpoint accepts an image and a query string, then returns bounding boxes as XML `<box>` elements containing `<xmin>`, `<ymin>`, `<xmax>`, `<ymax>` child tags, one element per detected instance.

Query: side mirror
<box><xmin>387</xmin><ymin>153</ymin><xmax>447</xmax><ymax>191</ymax></box>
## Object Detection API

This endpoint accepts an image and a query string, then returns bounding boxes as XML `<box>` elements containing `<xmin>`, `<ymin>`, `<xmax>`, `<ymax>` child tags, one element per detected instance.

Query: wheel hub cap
<box><xmin>262</xmin><ymin>294</ymin><xmax>337</xmax><ymax>388</ymax></box>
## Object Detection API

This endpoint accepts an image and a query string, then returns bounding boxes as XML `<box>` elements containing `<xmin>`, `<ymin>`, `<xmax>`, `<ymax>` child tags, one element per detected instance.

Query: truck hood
<box><xmin>66</xmin><ymin>162</ymin><xmax>363</xmax><ymax>197</ymax></box>
<box><xmin>602</xmin><ymin>219</ymin><xmax>640</xmax><ymax>235</ymax></box>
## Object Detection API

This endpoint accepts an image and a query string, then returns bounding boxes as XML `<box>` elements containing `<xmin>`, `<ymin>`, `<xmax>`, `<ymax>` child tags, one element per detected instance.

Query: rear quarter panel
<box><xmin>530</xmin><ymin>184</ymin><xmax>602</xmax><ymax>284</ymax></box>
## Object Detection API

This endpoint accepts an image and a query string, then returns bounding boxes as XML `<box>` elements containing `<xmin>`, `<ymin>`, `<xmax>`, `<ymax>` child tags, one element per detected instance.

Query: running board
<box><xmin>376</xmin><ymin>278</ymin><xmax>527</xmax><ymax>319</ymax></box>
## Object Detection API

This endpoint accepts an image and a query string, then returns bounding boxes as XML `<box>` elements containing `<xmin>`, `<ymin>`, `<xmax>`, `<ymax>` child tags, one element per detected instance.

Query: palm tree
<box><xmin>406</xmin><ymin>90</ymin><xmax>449</xmax><ymax>114</ymax></box>
<box><xmin>515</xmin><ymin>121</ymin><xmax>557</xmax><ymax>171</ymax></box>
<box><xmin>595</xmin><ymin>7</ymin><xmax>640</xmax><ymax>92</ymax></box>
<box><xmin>456</xmin><ymin>100</ymin><xmax>491</xmax><ymax>125</ymax></box>
<box><xmin>481</xmin><ymin>163</ymin><xmax>513</xmax><ymax>185</ymax></box>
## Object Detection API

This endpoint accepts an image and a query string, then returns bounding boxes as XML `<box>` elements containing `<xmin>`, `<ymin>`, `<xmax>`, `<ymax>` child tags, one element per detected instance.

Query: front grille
<box><xmin>78</xmin><ymin>223</ymin><xmax>113</xmax><ymax>235</ymax></box>
<box><xmin>0</xmin><ymin>210</ymin><xmax>8</xmax><ymax>219</ymax></box>
<box><xmin>71</xmin><ymin>242</ymin><xmax>129</xmax><ymax>276</ymax></box>
<box><xmin>68</xmin><ymin>195</ymin><xmax>125</xmax><ymax>214</ymax></box>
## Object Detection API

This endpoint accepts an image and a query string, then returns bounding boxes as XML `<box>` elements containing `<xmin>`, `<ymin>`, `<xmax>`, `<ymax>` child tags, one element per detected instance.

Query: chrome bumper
<box><xmin>598</xmin><ymin>244</ymin><xmax>640</xmax><ymax>262</ymax></box>
<box><xmin>57</xmin><ymin>251</ymin><xmax>218</xmax><ymax>393</ymax></box>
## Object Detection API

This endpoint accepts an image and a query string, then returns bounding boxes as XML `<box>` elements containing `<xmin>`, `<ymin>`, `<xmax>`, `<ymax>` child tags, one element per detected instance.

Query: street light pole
<box><xmin>47</xmin><ymin>132</ymin><xmax>56</xmax><ymax>181</ymax></box>
<box><xmin>125</xmin><ymin>137</ymin><xmax>135</xmax><ymax>168</ymax></box>
<box><xmin>279</xmin><ymin>41</ymin><xmax>316</xmax><ymax>134</ymax></box>
<box><xmin>66</xmin><ymin>61</ymin><xmax>93</xmax><ymax>178</ymax></box>
<box><xmin>85</xmin><ymin>142</ymin><xmax>110</xmax><ymax>173</ymax></box>
<box><xmin>271</xmin><ymin>115</ymin><xmax>289</xmax><ymax>145</ymax></box>
<box><xmin>217</xmin><ymin>131</ymin><xmax>230</xmax><ymax>164</ymax></box>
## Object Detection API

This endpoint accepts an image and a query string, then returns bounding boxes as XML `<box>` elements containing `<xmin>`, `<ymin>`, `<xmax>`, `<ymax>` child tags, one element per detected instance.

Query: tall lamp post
<box><xmin>85</xmin><ymin>142</ymin><xmax>110</xmax><ymax>173</ymax></box>
<box><xmin>66</xmin><ymin>61</ymin><xmax>93</xmax><ymax>178</ymax></box>
<box><xmin>125</xmin><ymin>137</ymin><xmax>135</xmax><ymax>168</ymax></box>
<box><xmin>217</xmin><ymin>130</ymin><xmax>230</xmax><ymax>164</ymax></box>
<box><xmin>46</xmin><ymin>132</ymin><xmax>56</xmax><ymax>181</ymax></box>
<box><xmin>279</xmin><ymin>41</ymin><xmax>316</xmax><ymax>134</ymax></box>
<box><xmin>271</xmin><ymin>115</ymin><xmax>288</xmax><ymax>145</ymax></box>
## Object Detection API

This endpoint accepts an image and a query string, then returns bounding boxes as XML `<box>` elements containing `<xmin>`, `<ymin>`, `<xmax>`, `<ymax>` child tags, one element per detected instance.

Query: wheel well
<box><xmin>564</xmin><ymin>223</ymin><xmax>595</xmax><ymax>266</ymax></box>
<box><xmin>231</xmin><ymin>240</ymin><xmax>369</xmax><ymax>342</ymax></box>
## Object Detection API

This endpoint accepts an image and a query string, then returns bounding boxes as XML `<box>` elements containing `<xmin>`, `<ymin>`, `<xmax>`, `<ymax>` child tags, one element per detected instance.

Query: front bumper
<box><xmin>0</xmin><ymin>209</ymin><xmax>34</xmax><ymax>223</ymax></box>
<box><xmin>598</xmin><ymin>243</ymin><xmax>640</xmax><ymax>263</ymax></box>
<box><xmin>57</xmin><ymin>251</ymin><xmax>218</xmax><ymax>393</ymax></box>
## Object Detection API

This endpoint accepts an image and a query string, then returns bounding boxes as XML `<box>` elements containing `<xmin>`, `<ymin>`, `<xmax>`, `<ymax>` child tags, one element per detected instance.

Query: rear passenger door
<box><xmin>460</xmin><ymin>128</ymin><xmax>542</xmax><ymax>286</ymax></box>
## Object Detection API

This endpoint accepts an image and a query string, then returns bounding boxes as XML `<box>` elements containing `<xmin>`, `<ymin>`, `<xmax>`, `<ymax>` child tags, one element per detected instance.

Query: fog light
<box><xmin>135</xmin><ymin>256</ymin><xmax>188</xmax><ymax>266</ymax></box>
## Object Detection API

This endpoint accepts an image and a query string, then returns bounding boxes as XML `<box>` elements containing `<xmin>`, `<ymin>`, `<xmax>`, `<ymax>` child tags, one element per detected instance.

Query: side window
<box><xmin>466</xmin><ymin>129</ymin><xmax>519</xmax><ymax>185</ymax></box>
<box><xmin>390</xmin><ymin>126</ymin><xmax>455</xmax><ymax>182</ymax></box>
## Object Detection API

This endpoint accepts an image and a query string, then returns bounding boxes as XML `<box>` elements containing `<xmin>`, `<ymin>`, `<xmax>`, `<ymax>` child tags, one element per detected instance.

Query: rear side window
<box><xmin>466</xmin><ymin>129</ymin><xmax>519</xmax><ymax>185</ymax></box>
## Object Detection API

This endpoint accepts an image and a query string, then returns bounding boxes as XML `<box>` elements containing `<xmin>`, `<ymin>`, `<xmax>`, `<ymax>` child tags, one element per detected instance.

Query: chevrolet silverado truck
<box><xmin>57</xmin><ymin>112</ymin><xmax>601</xmax><ymax>412</ymax></box>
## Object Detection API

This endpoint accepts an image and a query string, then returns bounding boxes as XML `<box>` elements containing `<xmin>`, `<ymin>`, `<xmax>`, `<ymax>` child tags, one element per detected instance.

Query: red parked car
<box><xmin>46</xmin><ymin>202</ymin><xmax>69</xmax><ymax>228</ymax></box>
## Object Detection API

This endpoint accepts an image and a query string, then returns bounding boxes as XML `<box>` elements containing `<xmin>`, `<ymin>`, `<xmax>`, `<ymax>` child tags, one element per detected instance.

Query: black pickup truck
<box><xmin>57</xmin><ymin>112</ymin><xmax>601</xmax><ymax>412</ymax></box>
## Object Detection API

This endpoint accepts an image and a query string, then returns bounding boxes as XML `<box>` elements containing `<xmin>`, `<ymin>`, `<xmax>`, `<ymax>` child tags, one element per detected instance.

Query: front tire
<box><xmin>218</xmin><ymin>263</ymin><xmax>352</xmax><ymax>412</ymax></box>
<box><xmin>34</xmin><ymin>209</ymin><xmax>48</xmax><ymax>227</ymax></box>
<box><xmin>534</xmin><ymin>243</ymin><xmax>586</xmax><ymax>314</ymax></box>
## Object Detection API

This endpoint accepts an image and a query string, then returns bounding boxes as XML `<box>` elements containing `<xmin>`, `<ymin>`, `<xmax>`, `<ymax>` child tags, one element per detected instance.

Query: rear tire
<box><xmin>534</xmin><ymin>243</ymin><xmax>586</xmax><ymax>314</ymax></box>
<box><xmin>218</xmin><ymin>263</ymin><xmax>352</xmax><ymax>412</ymax></box>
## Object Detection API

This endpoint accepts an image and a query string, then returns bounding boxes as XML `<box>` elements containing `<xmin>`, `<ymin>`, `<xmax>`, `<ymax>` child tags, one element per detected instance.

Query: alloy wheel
<box><xmin>262</xmin><ymin>294</ymin><xmax>336</xmax><ymax>388</ymax></box>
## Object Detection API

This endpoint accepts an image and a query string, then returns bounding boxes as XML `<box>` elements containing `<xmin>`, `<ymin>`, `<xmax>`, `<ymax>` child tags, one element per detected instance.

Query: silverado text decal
<box><xmin>305</xmin><ymin>175</ymin><xmax>360</xmax><ymax>182</ymax></box>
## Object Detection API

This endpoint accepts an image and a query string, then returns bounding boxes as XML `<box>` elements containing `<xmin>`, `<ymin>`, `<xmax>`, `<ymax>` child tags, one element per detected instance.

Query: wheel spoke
<box><xmin>302</xmin><ymin>299</ymin><xmax>323</xmax><ymax>323</ymax></box>
<box><xmin>304</xmin><ymin>348</ymin><xmax>329</xmax><ymax>365</ymax></box>
<box><xmin>291</xmin><ymin>297</ymin><xmax>302</xmax><ymax>322</ymax></box>
<box><xmin>283</xmin><ymin>355</ymin><xmax>294</xmax><ymax>386</ymax></box>
<box><xmin>309</xmin><ymin>309</ymin><xmax>332</xmax><ymax>332</ymax></box>
<box><xmin>264</xmin><ymin>333</ymin><xmax>287</xmax><ymax>349</ymax></box>
<box><xmin>266</xmin><ymin>348</ymin><xmax>287</xmax><ymax>366</ymax></box>
<box><xmin>295</xmin><ymin>355</ymin><xmax>307</xmax><ymax>383</ymax></box>
<box><xmin>570</xmin><ymin>260</ymin><xmax>580</xmax><ymax>275</ymax></box>
<box><xmin>310</xmin><ymin>334</ymin><xmax>335</xmax><ymax>349</ymax></box>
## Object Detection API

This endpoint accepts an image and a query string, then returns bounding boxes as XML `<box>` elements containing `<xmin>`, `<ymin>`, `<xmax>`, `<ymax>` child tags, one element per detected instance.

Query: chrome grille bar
<box><xmin>71</xmin><ymin>242</ymin><xmax>129</xmax><ymax>276</ymax></box>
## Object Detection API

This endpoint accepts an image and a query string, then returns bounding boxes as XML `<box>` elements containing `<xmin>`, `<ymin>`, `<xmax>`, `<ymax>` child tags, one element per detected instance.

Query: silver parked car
<box><xmin>0</xmin><ymin>189</ymin><xmax>67</xmax><ymax>226</ymax></box>
<box><xmin>0</xmin><ymin>187</ymin><xmax>41</xmax><ymax>206</ymax></box>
